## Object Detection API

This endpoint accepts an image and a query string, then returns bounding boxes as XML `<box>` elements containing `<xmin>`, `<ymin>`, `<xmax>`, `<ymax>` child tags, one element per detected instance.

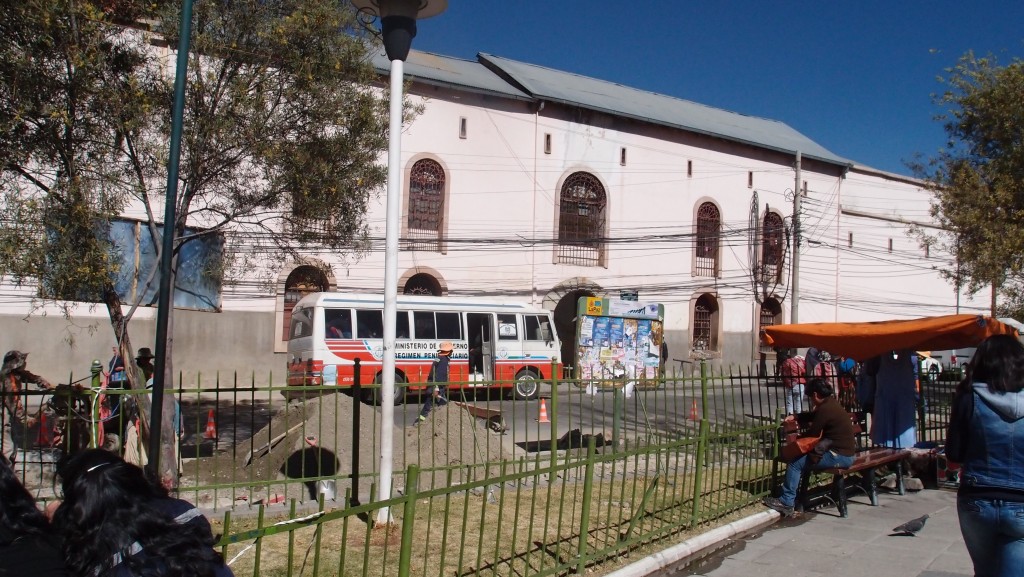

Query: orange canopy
<box><xmin>761</xmin><ymin>314</ymin><xmax>1019</xmax><ymax>361</ymax></box>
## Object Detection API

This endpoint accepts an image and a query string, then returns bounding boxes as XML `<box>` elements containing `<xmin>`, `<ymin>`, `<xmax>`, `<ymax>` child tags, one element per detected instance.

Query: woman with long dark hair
<box><xmin>51</xmin><ymin>449</ymin><xmax>232</xmax><ymax>577</ymax></box>
<box><xmin>0</xmin><ymin>454</ymin><xmax>68</xmax><ymax>576</ymax></box>
<box><xmin>947</xmin><ymin>334</ymin><xmax>1024</xmax><ymax>577</ymax></box>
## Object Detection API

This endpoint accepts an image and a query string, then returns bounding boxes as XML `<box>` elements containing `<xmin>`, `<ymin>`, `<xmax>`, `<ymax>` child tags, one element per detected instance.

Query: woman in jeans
<box><xmin>946</xmin><ymin>334</ymin><xmax>1024</xmax><ymax>577</ymax></box>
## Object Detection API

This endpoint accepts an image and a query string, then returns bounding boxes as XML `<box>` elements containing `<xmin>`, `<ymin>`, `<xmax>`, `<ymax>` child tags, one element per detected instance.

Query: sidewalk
<box><xmin>689</xmin><ymin>487</ymin><xmax>971</xmax><ymax>577</ymax></box>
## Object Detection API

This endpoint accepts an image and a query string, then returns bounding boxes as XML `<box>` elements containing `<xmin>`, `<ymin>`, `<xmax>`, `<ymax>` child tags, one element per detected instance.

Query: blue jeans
<box><xmin>780</xmin><ymin>450</ymin><xmax>855</xmax><ymax>507</ymax></box>
<box><xmin>785</xmin><ymin>384</ymin><xmax>805</xmax><ymax>414</ymax></box>
<box><xmin>958</xmin><ymin>496</ymin><xmax>1024</xmax><ymax>577</ymax></box>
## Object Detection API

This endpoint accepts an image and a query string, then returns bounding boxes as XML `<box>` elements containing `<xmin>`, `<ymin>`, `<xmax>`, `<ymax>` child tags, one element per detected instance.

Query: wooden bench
<box><xmin>797</xmin><ymin>447</ymin><xmax>909</xmax><ymax>517</ymax></box>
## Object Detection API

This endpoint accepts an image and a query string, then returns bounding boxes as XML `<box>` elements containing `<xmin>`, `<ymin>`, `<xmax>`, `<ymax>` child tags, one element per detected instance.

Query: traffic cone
<box><xmin>689</xmin><ymin>399</ymin><xmax>699</xmax><ymax>421</ymax></box>
<box><xmin>36</xmin><ymin>412</ymin><xmax>53</xmax><ymax>446</ymax></box>
<box><xmin>204</xmin><ymin>409</ymin><xmax>218</xmax><ymax>440</ymax></box>
<box><xmin>537</xmin><ymin>398</ymin><xmax>550</xmax><ymax>423</ymax></box>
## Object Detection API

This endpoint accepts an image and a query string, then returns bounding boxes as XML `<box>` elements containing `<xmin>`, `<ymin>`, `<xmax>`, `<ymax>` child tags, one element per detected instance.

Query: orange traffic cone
<box><xmin>689</xmin><ymin>399</ymin><xmax>699</xmax><ymax>421</ymax></box>
<box><xmin>537</xmin><ymin>398</ymin><xmax>550</xmax><ymax>423</ymax></box>
<box><xmin>204</xmin><ymin>409</ymin><xmax>218</xmax><ymax>440</ymax></box>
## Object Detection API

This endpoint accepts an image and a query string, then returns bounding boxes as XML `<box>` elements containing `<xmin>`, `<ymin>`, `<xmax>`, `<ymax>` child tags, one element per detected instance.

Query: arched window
<box><xmin>758</xmin><ymin>298</ymin><xmax>783</xmax><ymax>354</ymax></box>
<box><xmin>557</xmin><ymin>172</ymin><xmax>606</xmax><ymax>266</ymax></box>
<box><xmin>282</xmin><ymin>265</ymin><xmax>329</xmax><ymax>341</ymax></box>
<box><xmin>692</xmin><ymin>293</ymin><xmax>720</xmax><ymax>352</ymax></box>
<box><xmin>403</xmin><ymin>273</ymin><xmax>442</xmax><ymax>296</ymax></box>
<box><xmin>695</xmin><ymin>202</ymin><xmax>720</xmax><ymax>277</ymax></box>
<box><xmin>407</xmin><ymin>159</ymin><xmax>445</xmax><ymax>252</ymax></box>
<box><xmin>761</xmin><ymin>212</ymin><xmax>785</xmax><ymax>283</ymax></box>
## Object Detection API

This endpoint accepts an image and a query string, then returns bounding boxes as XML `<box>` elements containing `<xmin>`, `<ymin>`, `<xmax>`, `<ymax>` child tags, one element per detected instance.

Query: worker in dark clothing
<box><xmin>417</xmin><ymin>342</ymin><xmax>453</xmax><ymax>423</ymax></box>
<box><xmin>1</xmin><ymin>351</ymin><xmax>53</xmax><ymax>462</ymax></box>
<box><xmin>762</xmin><ymin>377</ymin><xmax>856</xmax><ymax>516</ymax></box>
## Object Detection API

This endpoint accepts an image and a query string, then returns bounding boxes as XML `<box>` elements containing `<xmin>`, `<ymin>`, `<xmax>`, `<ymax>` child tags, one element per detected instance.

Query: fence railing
<box><xmin>3</xmin><ymin>362</ymin><xmax>953</xmax><ymax>576</ymax></box>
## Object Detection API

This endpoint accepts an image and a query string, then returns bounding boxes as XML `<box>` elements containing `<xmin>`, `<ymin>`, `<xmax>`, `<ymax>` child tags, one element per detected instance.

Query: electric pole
<box><xmin>790</xmin><ymin>151</ymin><xmax>801</xmax><ymax>324</ymax></box>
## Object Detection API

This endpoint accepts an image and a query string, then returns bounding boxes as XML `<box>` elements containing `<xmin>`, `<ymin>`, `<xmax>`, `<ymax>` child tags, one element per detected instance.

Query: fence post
<box><xmin>575</xmin><ymin>437</ymin><xmax>597</xmax><ymax>573</ymax></box>
<box><xmin>352</xmin><ymin>358</ymin><xmax>361</xmax><ymax>507</ymax></box>
<box><xmin>690</xmin><ymin>360</ymin><xmax>710</xmax><ymax>523</ymax></box>
<box><xmin>612</xmin><ymin>385</ymin><xmax>622</xmax><ymax>453</ymax></box>
<box><xmin>549</xmin><ymin>361</ymin><xmax>559</xmax><ymax>475</ymax></box>
<box><xmin>397</xmin><ymin>465</ymin><xmax>420</xmax><ymax>577</ymax></box>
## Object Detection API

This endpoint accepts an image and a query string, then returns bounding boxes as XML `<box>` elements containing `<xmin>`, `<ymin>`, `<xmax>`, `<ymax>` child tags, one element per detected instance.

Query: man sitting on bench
<box><xmin>764</xmin><ymin>378</ymin><xmax>857</xmax><ymax>516</ymax></box>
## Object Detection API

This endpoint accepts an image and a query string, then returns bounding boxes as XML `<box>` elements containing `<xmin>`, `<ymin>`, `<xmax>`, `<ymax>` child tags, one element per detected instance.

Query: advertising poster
<box><xmin>575</xmin><ymin>297</ymin><xmax>665</xmax><ymax>394</ymax></box>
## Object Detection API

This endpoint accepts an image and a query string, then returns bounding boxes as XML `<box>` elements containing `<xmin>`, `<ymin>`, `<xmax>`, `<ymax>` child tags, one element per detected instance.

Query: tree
<box><xmin>0</xmin><ymin>0</ymin><xmax>393</xmax><ymax>484</ymax></box>
<box><xmin>912</xmin><ymin>51</ymin><xmax>1024</xmax><ymax>316</ymax></box>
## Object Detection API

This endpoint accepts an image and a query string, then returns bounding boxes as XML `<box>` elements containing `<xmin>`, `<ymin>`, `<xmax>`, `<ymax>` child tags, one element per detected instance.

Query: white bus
<box><xmin>286</xmin><ymin>293</ymin><xmax>562</xmax><ymax>403</ymax></box>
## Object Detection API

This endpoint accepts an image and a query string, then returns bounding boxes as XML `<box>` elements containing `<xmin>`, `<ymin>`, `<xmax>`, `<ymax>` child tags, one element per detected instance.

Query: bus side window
<box><xmin>356</xmin><ymin>309</ymin><xmax>384</xmax><ymax>339</ymax></box>
<box><xmin>396</xmin><ymin>312</ymin><xmax>411</xmax><ymax>339</ymax></box>
<box><xmin>525</xmin><ymin>315</ymin><xmax>549</xmax><ymax>341</ymax></box>
<box><xmin>325</xmin><ymin>309</ymin><xmax>352</xmax><ymax>339</ymax></box>
<box><xmin>436</xmin><ymin>312</ymin><xmax>462</xmax><ymax>340</ymax></box>
<box><xmin>413</xmin><ymin>311</ymin><xmax>436</xmax><ymax>339</ymax></box>
<box><xmin>497</xmin><ymin>313</ymin><xmax>518</xmax><ymax>340</ymax></box>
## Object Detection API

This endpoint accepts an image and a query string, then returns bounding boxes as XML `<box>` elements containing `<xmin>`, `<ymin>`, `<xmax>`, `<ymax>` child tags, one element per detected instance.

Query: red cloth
<box><xmin>781</xmin><ymin>356</ymin><xmax>805</xmax><ymax>389</ymax></box>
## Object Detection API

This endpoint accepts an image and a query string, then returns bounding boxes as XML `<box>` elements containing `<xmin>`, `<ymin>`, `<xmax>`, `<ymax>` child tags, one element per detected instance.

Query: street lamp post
<box><xmin>349</xmin><ymin>0</ymin><xmax>446</xmax><ymax>526</ymax></box>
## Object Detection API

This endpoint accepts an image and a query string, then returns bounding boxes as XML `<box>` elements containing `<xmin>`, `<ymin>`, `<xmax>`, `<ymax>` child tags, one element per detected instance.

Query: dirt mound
<box><xmin>184</xmin><ymin>392</ymin><xmax>511</xmax><ymax>507</ymax></box>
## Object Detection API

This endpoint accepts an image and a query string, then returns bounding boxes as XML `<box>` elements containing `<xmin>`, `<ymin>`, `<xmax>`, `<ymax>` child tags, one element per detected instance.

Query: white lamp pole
<box><xmin>350</xmin><ymin>0</ymin><xmax>447</xmax><ymax>527</ymax></box>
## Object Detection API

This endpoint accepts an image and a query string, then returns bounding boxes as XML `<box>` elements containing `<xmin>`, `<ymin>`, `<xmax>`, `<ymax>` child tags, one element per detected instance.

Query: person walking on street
<box><xmin>763</xmin><ymin>377</ymin><xmax>857</xmax><ymax>516</ymax></box>
<box><xmin>1</xmin><ymin>351</ymin><xmax>53</xmax><ymax>462</ymax></box>
<box><xmin>417</xmin><ymin>342</ymin><xmax>453</xmax><ymax>423</ymax></box>
<box><xmin>780</xmin><ymin>349</ymin><xmax>806</xmax><ymax>415</ymax></box>
<box><xmin>946</xmin><ymin>334</ymin><xmax>1024</xmax><ymax>577</ymax></box>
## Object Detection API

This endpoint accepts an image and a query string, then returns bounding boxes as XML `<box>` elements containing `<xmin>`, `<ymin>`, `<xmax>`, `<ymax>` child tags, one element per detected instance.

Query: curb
<box><xmin>603</xmin><ymin>510</ymin><xmax>780</xmax><ymax>577</ymax></box>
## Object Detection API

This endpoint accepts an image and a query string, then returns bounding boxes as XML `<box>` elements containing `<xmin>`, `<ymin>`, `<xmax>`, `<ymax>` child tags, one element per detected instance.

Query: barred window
<box><xmin>695</xmin><ymin>202</ymin><xmax>720</xmax><ymax>277</ymax></box>
<box><xmin>761</xmin><ymin>212</ymin><xmax>785</xmax><ymax>283</ymax></box>
<box><xmin>557</xmin><ymin>172</ymin><xmax>606</xmax><ymax>266</ymax></box>
<box><xmin>407</xmin><ymin>159</ymin><xmax>445</xmax><ymax>251</ymax></box>
<box><xmin>758</xmin><ymin>298</ymin><xmax>783</xmax><ymax>354</ymax></box>
<box><xmin>692</xmin><ymin>293</ymin><xmax>719</xmax><ymax>352</ymax></box>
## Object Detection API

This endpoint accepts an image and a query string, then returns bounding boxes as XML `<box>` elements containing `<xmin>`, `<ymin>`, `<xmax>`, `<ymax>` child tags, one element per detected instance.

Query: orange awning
<box><xmin>761</xmin><ymin>314</ymin><xmax>1018</xmax><ymax>361</ymax></box>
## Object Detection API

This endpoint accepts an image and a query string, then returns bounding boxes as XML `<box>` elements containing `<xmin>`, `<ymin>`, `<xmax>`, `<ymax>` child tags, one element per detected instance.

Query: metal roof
<box><xmin>478</xmin><ymin>53</ymin><xmax>851</xmax><ymax>167</ymax></box>
<box><xmin>371</xmin><ymin>49</ymin><xmax>533</xmax><ymax>101</ymax></box>
<box><xmin>373</xmin><ymin>49</ymin><xmax>851</xmax><ymax>168</ymax></box>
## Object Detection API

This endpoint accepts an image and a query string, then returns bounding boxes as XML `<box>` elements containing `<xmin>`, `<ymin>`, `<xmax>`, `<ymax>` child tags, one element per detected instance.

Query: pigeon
<box><xmin>890</xmin><ymin>514</ymin><xmax>929</xmax><ymax>536</ymax></box>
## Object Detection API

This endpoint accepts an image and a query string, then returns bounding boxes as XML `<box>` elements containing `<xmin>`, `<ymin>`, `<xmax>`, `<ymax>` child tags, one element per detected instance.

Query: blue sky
<box><xmin>410</xmin><ymin>1</ymin><xmax>1024</xmax><ymax>176</ymax></box>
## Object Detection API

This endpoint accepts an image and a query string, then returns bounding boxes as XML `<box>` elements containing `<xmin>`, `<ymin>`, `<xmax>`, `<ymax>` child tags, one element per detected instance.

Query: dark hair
<box><xmin>52</xmin><ymin>449</ymin><xmax>223</xmax><ymax>577</ymax></box>
<box><xmin>807</xmin><ymin>377</ymin><xmax>834</xmax><ymax>399</ymax></box>
<box><xmin>967</xmin><ymin>334</ymin><xmax>1024</xmax><ymax>394</ymax></box>
<box><xmin>0</xmin><ymin>455</ymin><xmax>50</xmax><ymax>544</ymax></box>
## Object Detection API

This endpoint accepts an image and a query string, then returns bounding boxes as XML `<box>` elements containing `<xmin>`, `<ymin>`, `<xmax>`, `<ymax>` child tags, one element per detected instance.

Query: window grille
<box><xmin>695</xmin><ymin>203</ymin><xmax>720</xmax><ymax>276</ymax></box>
<box><xmin>406</xmin><ymin>159</ymin><xmax>445</xmax><ymax>252</ymax></box>
<box><xmin>759</xmin><ymin>299</ymin><xmax>782</xmax><ymax>354</ymax></box>
<box><xmin>761</xmin><ymin>212</ymin><xmax>784</xmax><ymax>283</ymax></box>
<box><xmin>693</xmin><ymin>302</ymin><xmax>712</xmax><ymax>352</ymax></box>
<box><xmin>557</xmin><ymin>172</ymin><xmax>606</xmax><ymax>266</ymax></box>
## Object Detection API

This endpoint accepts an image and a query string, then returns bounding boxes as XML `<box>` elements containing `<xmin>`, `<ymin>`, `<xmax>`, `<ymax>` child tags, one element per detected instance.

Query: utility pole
<box><xmin>790</xmin><ymin>151</ymin><xmax>801</xmax><ymax>324</ymax></box>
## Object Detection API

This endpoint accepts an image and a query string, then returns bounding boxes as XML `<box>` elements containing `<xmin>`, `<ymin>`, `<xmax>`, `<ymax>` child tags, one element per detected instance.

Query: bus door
<box><xmin>466</xmin><ymin>313</ymin><xmax>494</xmax><ymax>382</ymax></box>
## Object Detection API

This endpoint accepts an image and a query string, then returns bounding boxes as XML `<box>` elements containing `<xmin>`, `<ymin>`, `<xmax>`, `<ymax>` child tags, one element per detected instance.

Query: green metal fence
<box><xmin>5</xmin><ymin>361</ymin><xmax>954</xmax><ymax>576</ymax></box>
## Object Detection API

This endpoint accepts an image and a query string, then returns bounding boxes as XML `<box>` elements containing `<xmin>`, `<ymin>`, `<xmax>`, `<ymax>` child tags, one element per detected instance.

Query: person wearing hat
<box><xmin>135</xmin><ymin>347</ymin><xmax>156</xmax><ymax>383</ymax></box>
<box><xmin>1</xmin><ymin>351</ymin><xmax>53</xmax><ymax>462</ymax></box>
<box><xmin>417</xmin><ymin>342</ymin><xmax>453</xmax><ymax>423</ymax></box>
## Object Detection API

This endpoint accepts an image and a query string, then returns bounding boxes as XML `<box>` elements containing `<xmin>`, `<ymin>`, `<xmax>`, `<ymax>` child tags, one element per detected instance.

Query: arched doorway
<box><xmin>545</xmin><ymin>280</ymin><xmax>602</xmax><ymax>378</ymax></box>
<box><xmin>282</xmin><ymin>265</ymin><xmax>330</xmax><ymax>341</ymax></box>
<box><xmin>403</xmin><ymin>273</ymin><xmax>443</xmax><ymax>296</ymax></box>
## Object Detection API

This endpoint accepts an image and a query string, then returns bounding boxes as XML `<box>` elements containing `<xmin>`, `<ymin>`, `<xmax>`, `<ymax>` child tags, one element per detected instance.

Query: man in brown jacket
<box><xmin>763</xmin><ymin>377</ymin><xmax>856</xmax><ymax>516</ymax></box>
<box><xmin>1</xmin><ymin>351</ymin><xmax>53</xmax><ymax>462</ymax></box>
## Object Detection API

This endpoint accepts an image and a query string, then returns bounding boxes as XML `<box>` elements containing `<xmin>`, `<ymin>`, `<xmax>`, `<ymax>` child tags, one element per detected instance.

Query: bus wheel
<box><xmin>512</xmin><ymin>369</ymin><xmax>540</xmax><ymax>400</ymax></box>
<box><xmin>367</xmin><ymin>373</ymin><xmax>407</xmax><ymax>406</ymax></box>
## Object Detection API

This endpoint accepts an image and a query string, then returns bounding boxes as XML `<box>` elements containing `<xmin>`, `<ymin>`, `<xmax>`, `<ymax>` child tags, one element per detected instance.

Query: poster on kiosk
<box><xmin>576</xmin><ymin>296</ymin><xmax>666</xmax><ymax>395</ymax></box>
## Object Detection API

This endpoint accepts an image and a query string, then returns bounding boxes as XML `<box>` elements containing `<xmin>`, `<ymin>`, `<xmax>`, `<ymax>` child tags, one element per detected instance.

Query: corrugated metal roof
<box><xmin>371</xmin><ymin>49</ymin><xmax>532</xmax><ymax>101</ymax></box>
<box><xmin>478</xmin><ymin>53</ymin><xmax>851</xmax><ymax>167</ymax></box>
<box><xmin>372</xmin><ymin>48</ymin><xmax>850</xmax><ymax>168</ymax></box>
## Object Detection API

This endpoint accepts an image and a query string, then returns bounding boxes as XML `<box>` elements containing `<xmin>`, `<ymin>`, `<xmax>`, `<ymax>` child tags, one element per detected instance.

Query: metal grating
<box><xmin>758</xmin><ymin>300</ymin><xmax>781</xmax><ymax>353</ymax></box>
<box><xmin>405</xmin><ymin>159</ymin><xmax>445</xmax><ymax>252</ymax></box>
<box><xmin>557</xmin><ymin>172</ymin><xmax>606</xmax><ymax>266</ymax></box>
<box><xmin>695</xmin><ymin>202</ymin><xmax>720</xmax><ymax>276</ymax></box>
<box><xmin>693</xmin><ymin>301</ymin><xmax>712</xmax><ymax>351</ymax></box>
<box><xmin>761</xmin><ymin>212</ymin><xmax>784</xmax><ymax>283</ymax></box>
